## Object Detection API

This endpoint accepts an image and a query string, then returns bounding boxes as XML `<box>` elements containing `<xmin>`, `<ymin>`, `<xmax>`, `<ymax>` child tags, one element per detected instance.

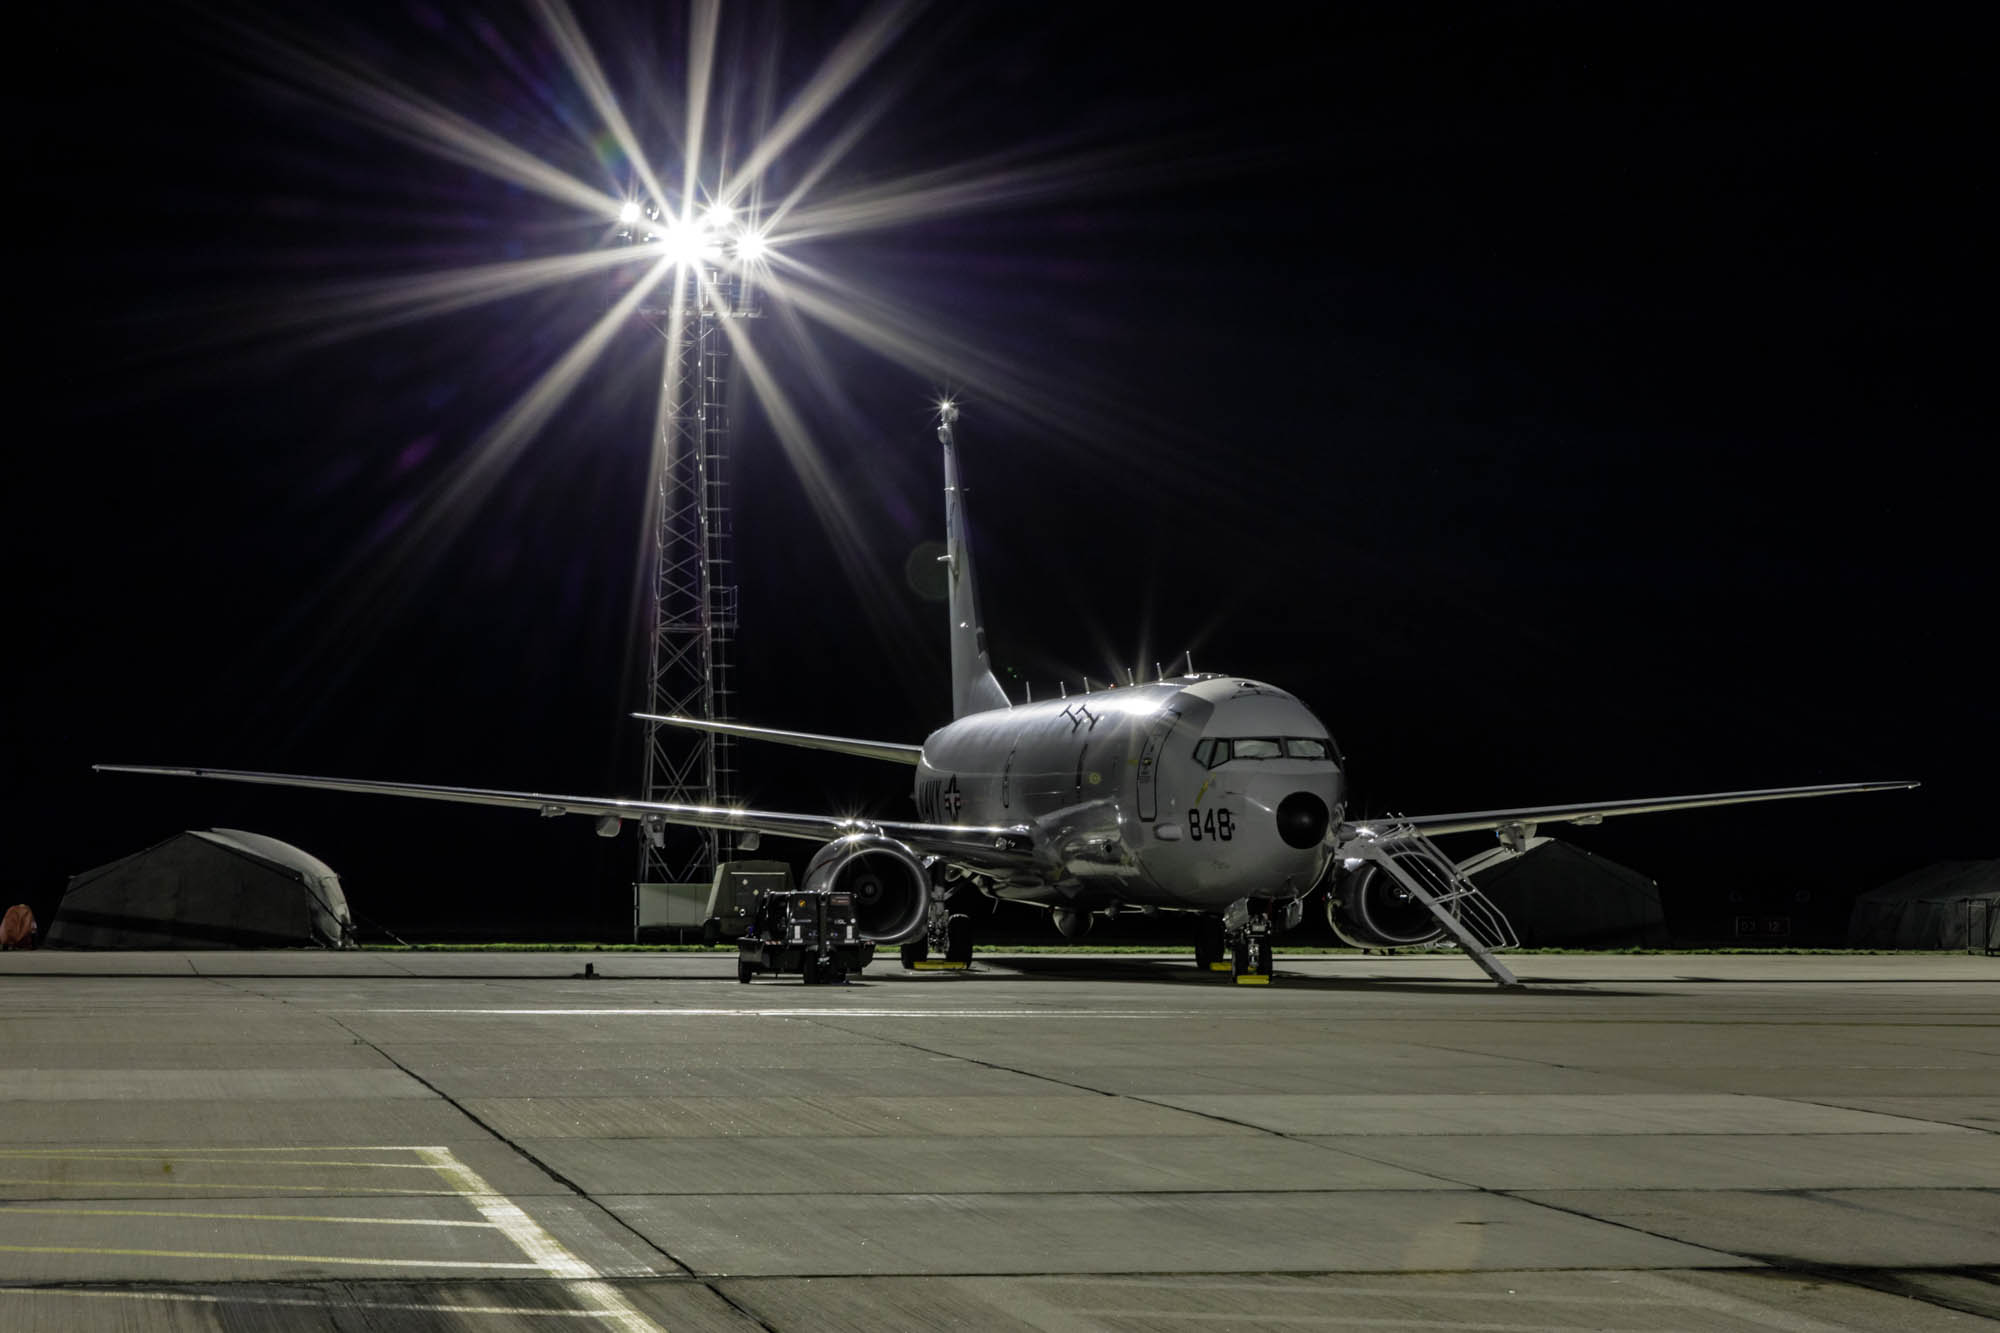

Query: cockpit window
<box><xmin>1199</xmin><ymin>736</ymin><xmax>1338</xmax><ymax>767</ymax></box>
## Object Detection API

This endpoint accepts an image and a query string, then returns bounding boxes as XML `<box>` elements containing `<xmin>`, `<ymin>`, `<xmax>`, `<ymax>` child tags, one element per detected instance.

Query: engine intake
<box><xmin>1324</xmin><ymin>860</ymin><xmax>1447</xmax><ymax>949</ymax></box>
<box><xmin>801</xmin><ymin>835</ymin><xmax>929</xmax><ymax>943</ymax></box>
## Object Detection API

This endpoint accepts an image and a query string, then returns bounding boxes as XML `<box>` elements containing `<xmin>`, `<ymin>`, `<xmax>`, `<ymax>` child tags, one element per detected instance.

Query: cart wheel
<box><xmin>801</xmin><ymin>956</ymin><xmax>821</xmax><ymax>986</ymax></box>
<box><xmin>736</xmin><ymin>961</ymin><xmax>754</xmax><ymax>984</ymax></box>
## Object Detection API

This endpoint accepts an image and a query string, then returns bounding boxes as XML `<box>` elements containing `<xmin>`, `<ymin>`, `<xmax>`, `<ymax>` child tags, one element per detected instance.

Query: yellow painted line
<box><xmin>416</xmin><ymin>1147</ymin><xmax>665</xmax><ymax>1333</ymax></box>
<box><xmin>0</xmin><ymin>1145</ymin><xmax>449</xmax><ymax>1155</ymax></box>
<box><xmin>0</xmin><ymin>1205</ymin><xmax>497</xmax><ymax>1229</ymax></box>
<box><xmin>0</xmin><ymin>1176</ymin><xmax>451</xmax><ymax>1195</ymax></box>
<box><xmin>0</xmin><ymin>1286</ymin><xmax>622</xmax><ymax>1317</ymax></box>
<box><xmin>0</xmin><ymin>1243</ymin><xmax>543</xmax><ymax>1270</ymax></box>
<box><xmin>0</xmin><ymin>1152</ymin><xmax>438</xmax><ymax>1170</ymax></box>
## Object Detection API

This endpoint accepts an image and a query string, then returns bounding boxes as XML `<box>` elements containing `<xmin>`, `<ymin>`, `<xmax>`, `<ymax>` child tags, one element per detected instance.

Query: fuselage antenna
<box><xmin>1059</xmin><ymin>681</ymin><xmax>1068</xmax><ymax>699</ymax></box>
<box><xmin>1183</xmin><ymin>648</ymin><xmax>1195</xmax><ymax>676</ymax></box>
<box><xmin>1154</xmin><ymin>661</ymin><xmax>1163</xmax><ymax>681</ymax></box>
<box><xmin>1025</xmin><ymin>682</ymin><xmax>1033</xmax><ymax>703</ymax></box>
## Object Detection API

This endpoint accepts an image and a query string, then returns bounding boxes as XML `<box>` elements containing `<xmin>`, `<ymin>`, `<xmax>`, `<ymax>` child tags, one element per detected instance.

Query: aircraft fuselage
<box><xmin>914</xmin><ymin>673</ymin><xmax>1343</xmax><ymax>913</ymax></box>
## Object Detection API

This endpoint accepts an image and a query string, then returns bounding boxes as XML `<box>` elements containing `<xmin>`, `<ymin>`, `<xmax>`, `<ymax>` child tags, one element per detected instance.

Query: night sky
<box><xmin>10</xmin><ymin>3</ymin><xmax>1988</xmax><ymax>941</ymax></box>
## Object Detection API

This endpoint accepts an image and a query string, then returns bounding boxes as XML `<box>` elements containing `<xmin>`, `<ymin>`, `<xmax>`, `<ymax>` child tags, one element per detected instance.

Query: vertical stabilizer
<box><xmin>938</xmin><ymin>405</ymin><xmax>1011</xmax><ymax>718</ymax></box>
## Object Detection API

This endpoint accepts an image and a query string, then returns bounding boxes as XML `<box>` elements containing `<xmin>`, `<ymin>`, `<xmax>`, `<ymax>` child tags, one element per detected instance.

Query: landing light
<box><xmin>735</xmin><ymin>229</ymin><xmax>769</xmax><ymax>262</ymax></box>
<box><xmin>617</xmin><ymin>201</ymin><xmax>641</xmax><ymax>224</ymax></box>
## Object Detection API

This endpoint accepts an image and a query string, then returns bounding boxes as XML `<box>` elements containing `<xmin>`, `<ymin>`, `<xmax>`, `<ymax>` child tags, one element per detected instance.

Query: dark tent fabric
<box><xmin>1847</xmin><ymin>861</ymin><xmax>2000</xmax><ymax>950</ymax></box>
<box><xmin>1471</xmin><ymin>839</ymin><xmax>1670</xmax><ymax>948</ymax></box>
<box><xmin>48</xmin><ymin>829</ymin><xmax>354</xmax><ymax>949</ymax></box>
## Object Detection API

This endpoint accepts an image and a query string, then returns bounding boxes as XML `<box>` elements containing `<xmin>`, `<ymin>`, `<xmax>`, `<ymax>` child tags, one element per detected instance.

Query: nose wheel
<box><xmin>1225</xmin><ymin>911</ymin><xmax>1274</xmax><ymax>985</ymax></box>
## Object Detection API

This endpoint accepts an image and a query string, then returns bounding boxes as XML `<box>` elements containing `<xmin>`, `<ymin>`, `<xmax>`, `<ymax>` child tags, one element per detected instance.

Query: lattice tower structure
<box><xmin>635</xmin><ymin>261</ymin><xmax>746</xmax><ymax>900</ymax></box>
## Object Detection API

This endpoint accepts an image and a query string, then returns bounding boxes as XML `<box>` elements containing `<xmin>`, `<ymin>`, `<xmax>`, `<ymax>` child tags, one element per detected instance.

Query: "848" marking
<box><xmin>1188</xmin><ymin>807</ymin><xmax>1234</xmax><ymax>841</ymax></box>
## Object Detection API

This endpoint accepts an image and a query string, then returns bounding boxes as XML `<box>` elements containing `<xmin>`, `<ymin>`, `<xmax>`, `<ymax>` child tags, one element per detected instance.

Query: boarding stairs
<box><xmin>1343</xmin><ymin>820</ymin><xmax>1522</xmax><ymax>987</ymax></box>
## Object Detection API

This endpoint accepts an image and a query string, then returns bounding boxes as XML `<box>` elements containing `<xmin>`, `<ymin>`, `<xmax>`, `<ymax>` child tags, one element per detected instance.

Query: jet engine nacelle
<box><xmin>1324</xmin><ymin>860</ymin><xmax>1447</xmax><ymax>949</ymax></box>
<box><xmin>801</xmin><ymin>835</ymin><xmax>929</xmax><ymax>943</ymax></box>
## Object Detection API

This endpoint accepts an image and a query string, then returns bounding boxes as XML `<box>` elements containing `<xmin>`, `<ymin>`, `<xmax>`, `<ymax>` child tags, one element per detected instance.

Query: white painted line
<box><xmin>0</xmin><ymin>1286</ymin><xmax>622</xmax><ymax>1316</ymax></box>
<box><xmin>0</xmin><ymin>1243</ymin><xmax>544</xmax><ymax>1270</ymax></box>
<box><xmin>1065</xmin><ymin>1316</ymin><xmax>1661</xmax><ymax>1330</ymax></box>
<box><xmin>1041</xmin><ymin>1278</ymin><xmax>1679</xmax><ymax>1305</ymax></box>
<box><xmin>416</xmin><ymin>1146</ymin><xmax>666</xmax><ymax>1333</ymax></box>
<box><xmin>346</xmin><ymin>1007</ymin><xmax>1182</xmax><ymax>1017</ymax></box>
<box><xmin>0</xmin><ymin>1206</ymin><xmax>498</xmax><ymax>1229</ymax></box>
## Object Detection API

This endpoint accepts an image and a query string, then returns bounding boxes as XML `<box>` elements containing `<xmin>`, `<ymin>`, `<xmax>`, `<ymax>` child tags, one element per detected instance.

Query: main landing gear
<box><xmin>902</xmin><ymin>900</ymin><xmax>974</xmax><ymax>971</ymax></box>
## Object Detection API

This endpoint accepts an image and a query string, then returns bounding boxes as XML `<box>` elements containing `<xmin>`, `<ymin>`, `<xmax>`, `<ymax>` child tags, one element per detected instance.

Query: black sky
<box><xmin>9</xmin><ymin>3</ymin><xmax>1989</xmax><ymax>939</ymax></box>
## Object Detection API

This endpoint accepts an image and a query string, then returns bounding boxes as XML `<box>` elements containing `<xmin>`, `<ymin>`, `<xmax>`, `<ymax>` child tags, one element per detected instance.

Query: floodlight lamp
<box><xmin>734</xmin><ymin>229</ymin><xmax>769</xmax><ymax>262</ymax></box>
<box><xmin>703</xmin><ymin>202</ymin><xmax>734</xmax><ymax>231</ymax></box>
<box><xmin>617</xmin><ymin>201</ymin><xmax>641</xmax><ymax>224</ymax></box>
<box><xmin>662</xmin><ymin>220</ymin><xmax>719</xmax><ymax>266</ymax></box>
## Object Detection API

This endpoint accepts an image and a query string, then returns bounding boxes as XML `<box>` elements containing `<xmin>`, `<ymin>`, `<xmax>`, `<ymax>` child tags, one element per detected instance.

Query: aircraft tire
<box><xmin>900</xmin><ymin>940</ymin><xmax>928</xmax><ymax>969</ymax></box>
<box><xmin>1254</xmin><ymin>937</ymin><xmax>1273</xmax><ymax>977</ymax></box>
<box><xmin>1230</xmin><ymin>936</ymin><xmax>1250</xmax><ymax>980</ymax></box>
<box><xmin>945</xmin><ymin>913</ymin><xmax>973</xmax><ymax>964</ymax></box>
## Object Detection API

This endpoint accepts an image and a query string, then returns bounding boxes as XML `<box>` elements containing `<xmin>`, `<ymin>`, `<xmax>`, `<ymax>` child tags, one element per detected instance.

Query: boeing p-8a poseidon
<box><xmin>101</xmin><ymin>405</ymin><xmax>1915</xmax><ymax>985</ymax></box>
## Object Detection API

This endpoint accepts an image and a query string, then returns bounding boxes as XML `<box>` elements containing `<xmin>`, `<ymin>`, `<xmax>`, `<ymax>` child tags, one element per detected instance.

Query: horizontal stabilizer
<box><xmin>1376</xmin><ymin>779</ymin><xmax>1919</xmax><ymax>839</ymax></box>
<box><xmin>632</xmin><ymin>714</ymin><xmax>923</xmax><ymax>765</ymax></box>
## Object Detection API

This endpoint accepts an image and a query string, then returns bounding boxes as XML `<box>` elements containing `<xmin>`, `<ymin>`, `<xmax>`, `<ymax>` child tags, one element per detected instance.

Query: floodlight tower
<box><xmin>615</xmin><ymin>201</ymin><xmax>764</xmax><ymax>927</ymax></box>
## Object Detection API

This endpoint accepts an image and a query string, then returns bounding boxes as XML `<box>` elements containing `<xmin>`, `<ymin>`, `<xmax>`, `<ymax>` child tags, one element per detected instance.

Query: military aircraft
<box><xmin>101</xmin><ymin>404</ymin><xmax>1915</xmax><ymax>984</ymax></box>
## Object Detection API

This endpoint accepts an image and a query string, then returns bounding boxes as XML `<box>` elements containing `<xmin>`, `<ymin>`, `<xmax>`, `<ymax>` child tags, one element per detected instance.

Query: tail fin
<box><xmin>938</xmin><ymin>404</ymin><xmax>1010</xmax><ymax>718</ymax></box>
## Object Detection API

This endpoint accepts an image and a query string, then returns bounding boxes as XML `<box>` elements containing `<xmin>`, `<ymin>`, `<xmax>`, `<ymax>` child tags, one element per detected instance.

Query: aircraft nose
<box><xmin>1275</xmin><ymin>791</ymin><xmax>1330</xmax><ymax>849</ymax></box>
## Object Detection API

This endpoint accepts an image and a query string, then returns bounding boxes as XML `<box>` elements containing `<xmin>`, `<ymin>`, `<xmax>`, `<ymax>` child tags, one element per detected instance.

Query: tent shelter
<box><xmin>1847</xmin><ymin>861</ymin><xmax>2000</xmax><ymax>950</ymax></box>
<box><xmin>1471</xmin><ymin>839</ymin><xmax>1670</xmax><ymax>948</ymax></box>
<box><xmin>48</xmin><ymin>829</ymin><xmax>354</xmax><ymax>949</ymax></box>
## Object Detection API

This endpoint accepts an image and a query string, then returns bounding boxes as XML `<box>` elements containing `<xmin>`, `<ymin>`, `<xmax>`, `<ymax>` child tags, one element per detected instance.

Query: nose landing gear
<box><xmin>1219</xmin><ymin>899</ymin><xmax>1277</xmax><ymax>984</ymax></box>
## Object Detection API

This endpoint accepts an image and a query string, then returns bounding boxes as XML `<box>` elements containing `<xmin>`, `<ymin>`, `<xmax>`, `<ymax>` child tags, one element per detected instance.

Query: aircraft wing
<box><xmin>632</xmin><ymin>714</ymin><xmax>923</xmax><ymax>765</ymax></box>
<box><xmin>1371</xmin><ymin>779</ymin><xmax>1919</xmax><ymax>839</ymax></box>
<box><xmin>93</xmin><ymin>765</ymin><xmax>1034</xmax><ymax>867</ymax></box>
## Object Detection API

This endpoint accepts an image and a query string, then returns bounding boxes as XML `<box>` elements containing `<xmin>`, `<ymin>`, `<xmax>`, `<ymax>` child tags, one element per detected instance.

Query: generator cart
<box><xmin>701</xmin><ymin>860</ymin><xmax>876</xmax><ymax>985</ymax></box>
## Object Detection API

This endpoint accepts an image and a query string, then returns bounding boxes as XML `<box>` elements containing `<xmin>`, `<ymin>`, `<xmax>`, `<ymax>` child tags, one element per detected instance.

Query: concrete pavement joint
<box><xmin>307</xmin><ymin>1001</ymin><xmax>781</xmax><ymax>1333</ymax></box>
